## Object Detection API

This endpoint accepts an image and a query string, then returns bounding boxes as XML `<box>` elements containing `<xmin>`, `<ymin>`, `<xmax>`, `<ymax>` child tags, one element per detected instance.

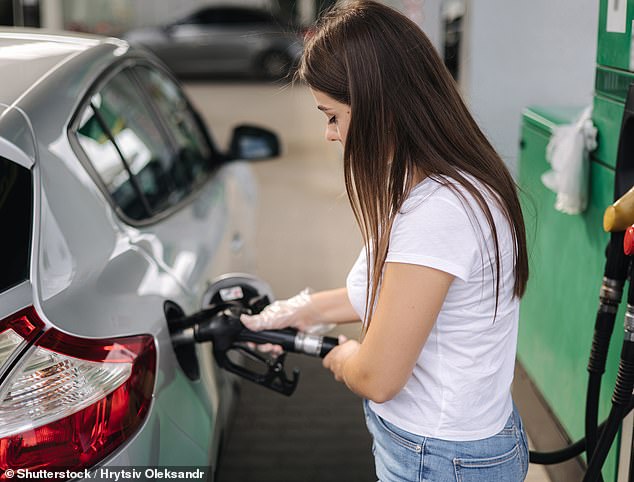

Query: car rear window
<box><xmin>0</xmin><ymin>157</ymin><xmax>32</xmax><ymax>292</ymax></box>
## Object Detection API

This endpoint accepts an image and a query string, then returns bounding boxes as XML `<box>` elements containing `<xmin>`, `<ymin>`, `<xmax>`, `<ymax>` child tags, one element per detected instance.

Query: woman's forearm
<box><xmin>309</xmin><ymin>288</ymin><xmax>361</xmax><ymax>325</ymax></box>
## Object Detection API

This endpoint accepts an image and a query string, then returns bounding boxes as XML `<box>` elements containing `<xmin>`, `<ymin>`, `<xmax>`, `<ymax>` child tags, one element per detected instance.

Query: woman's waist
<box><xmin>368</xmin><ymin>390</ymin><xmax>514</xmax><ymax>441</ymax></box>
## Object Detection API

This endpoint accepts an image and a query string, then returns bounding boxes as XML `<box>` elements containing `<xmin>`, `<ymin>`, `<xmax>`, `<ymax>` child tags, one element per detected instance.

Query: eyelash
<box><xmin>328</xmin><ymin>115</ymin><xmax>337</xmax><ymax>125</ymax></box>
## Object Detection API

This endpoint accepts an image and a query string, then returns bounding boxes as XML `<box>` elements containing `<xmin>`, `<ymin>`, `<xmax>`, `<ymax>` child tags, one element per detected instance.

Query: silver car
<box><xmin>0</xmin><ymin>29</ymin><xmax>279</xmax><ymax>480</ymax></box>
<box><xmin>123</xmin><ymin>6</ymin><xmax>303</xmax><ymax>79</ymax></box>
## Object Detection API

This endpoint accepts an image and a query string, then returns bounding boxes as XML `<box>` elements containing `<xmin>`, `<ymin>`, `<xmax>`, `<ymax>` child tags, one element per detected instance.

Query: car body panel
<box><xmin>0</xmin><ymin>31</ymin><xmax>101</xmax><ymax>106</ymax></box>
<box><xmin>0</xmin><ymin>104</ymin><xmax>36</xmax><ymax>168</ymax></box>
<box><xmin>0</xmin><ymin>28</ymin><xmax>261</xmax><ymax>477</ymax></box>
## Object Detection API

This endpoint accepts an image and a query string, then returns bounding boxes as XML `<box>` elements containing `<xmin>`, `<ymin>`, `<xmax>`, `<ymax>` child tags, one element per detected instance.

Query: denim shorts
<box><xmin>363</xmin><ymin>400</ymin><xmax>529</xmax><ymax>482</ymax></box>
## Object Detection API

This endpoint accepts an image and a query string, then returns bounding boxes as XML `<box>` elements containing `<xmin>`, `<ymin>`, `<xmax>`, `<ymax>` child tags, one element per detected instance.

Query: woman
<box><xmin>242</xmin><ymin>1</ymin><xmax>530</xmax><ymax>480</ymax></box>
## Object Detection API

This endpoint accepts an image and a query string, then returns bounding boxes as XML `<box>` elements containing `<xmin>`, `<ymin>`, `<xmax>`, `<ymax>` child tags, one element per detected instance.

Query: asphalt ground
<box><xmin>216</xmin><ymin>353</ymin><xmax>375</xmax><ymax>482</ymax></box>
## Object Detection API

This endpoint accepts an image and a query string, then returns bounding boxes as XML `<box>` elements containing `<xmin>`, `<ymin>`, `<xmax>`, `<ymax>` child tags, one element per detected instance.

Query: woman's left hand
<box><xmin>323</xmin><ymin>335</ymin><xmax>360</xmax><ymax>382</ymax></box>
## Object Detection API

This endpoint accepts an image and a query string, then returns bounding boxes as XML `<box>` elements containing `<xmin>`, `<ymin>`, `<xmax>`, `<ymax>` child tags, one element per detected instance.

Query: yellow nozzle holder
<box><xmin>604</xmin><ymin>185</ymin><xmax>634</xmax><ymax>232</ymax></box>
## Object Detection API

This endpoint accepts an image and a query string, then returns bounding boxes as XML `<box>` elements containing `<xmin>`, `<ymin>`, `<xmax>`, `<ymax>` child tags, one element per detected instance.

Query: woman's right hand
<box><xmin>240</xmin><ymin>288</ymin><xmax>322</xmax><ymax>332</ymax></box>
<box><xmin>240</xmin><ymin>289</ymin><xmax>335</xmax><ymax>353</ymax></box>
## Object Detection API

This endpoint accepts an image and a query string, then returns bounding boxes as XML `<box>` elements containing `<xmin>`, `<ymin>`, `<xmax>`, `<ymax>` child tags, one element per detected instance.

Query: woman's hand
<box><xmin>240</xmin><ymin>288</ymin><xmax>359</xmax><ymax>354</ymax></box>
<box><xmin>323</xmin><ymin>335</ymin><xmax>360</xmax><ymax>382</ymax></box>
<box><xmin>240</xmin><ymin>288</ymin><xmax>316</xmax><ymax>332</ymax></box>
<box><xmin>240</xmin><ymin>288</ymin><xmax>333</xmax><ymax>354</ymax></box>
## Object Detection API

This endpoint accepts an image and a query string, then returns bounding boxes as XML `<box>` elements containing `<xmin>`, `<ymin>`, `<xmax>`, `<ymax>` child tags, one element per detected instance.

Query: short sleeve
<box><xmin>386</xmin><ymin>192</ymin><xmax>480</xmax><ymax>281</ymax></box>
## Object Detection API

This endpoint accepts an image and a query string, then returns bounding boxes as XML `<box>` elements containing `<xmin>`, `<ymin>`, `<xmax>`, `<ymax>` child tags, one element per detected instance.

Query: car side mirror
<box><xmin>228</xmin><ymin>125</ymin><xmax>280</xmax><ymax>161</ymax></box>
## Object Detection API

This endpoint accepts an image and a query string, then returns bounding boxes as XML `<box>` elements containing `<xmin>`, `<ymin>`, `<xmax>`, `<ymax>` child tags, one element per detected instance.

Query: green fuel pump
<box><xmin>582</xmin><ymin>82</ymin><xmax>634</xmax><ymax>482</ymax></box>
<box><xmin>526</xmin><ymin>85</ymin><xmax>634</xmax><ymax>479</ymax></box>
<box><xmin>517</xmin><ymin>2</ymin><xmax>634</xmax><ymax>480</ymax></box>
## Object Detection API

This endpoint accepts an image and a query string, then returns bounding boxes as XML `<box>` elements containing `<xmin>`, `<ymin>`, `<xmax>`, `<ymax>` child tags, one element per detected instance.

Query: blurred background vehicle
<box><xmin>0</xmin><ymin>28</ymin><xmax>279</xmax><ymax>480</ymax></box>
<box><xmin>122</xmin><ymin>5</ymin><xmax>304</xmax><ymax>79</ymax></box>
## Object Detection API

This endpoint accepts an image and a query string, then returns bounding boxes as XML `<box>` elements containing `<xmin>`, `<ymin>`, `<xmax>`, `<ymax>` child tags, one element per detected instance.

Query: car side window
<box><xmin>76</xmin><ymin>67</ymin><xmax>198</xmax><ymax>222</ymax></box>
<box><xmin>191</xmin><ymin>8</ymin><xmax>219</xmax><ymax>25</ymax></box>
<box><xmin>222</xmin><ymin>9</ymin><xmax>272</xmax><ymax>24</ymax></box>
<box><xmin>190</xmin><ymin>8</ymin><xmax>272</xmax><ymax>25</ymax></box>
<box><xmin>76</xmin><ymin>99</ymin><xmax>151</xmax><ymax>221</ymax></box>
<box><xmin>133</xmin><ymin>66</ymin><xmax>213</xmax><ymax>187</ymax></box>
<box><xmin>0</xmin><ymin>157</ymin><xmax>32</xmax><ymax>292</ymax></box>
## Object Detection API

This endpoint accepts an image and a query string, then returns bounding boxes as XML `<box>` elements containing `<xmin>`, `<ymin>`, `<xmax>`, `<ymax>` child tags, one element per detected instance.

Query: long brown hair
<box><xmin>298</xmin><ymin>0</ymin><xmax>528</xmax><ymax>331</ymax></box>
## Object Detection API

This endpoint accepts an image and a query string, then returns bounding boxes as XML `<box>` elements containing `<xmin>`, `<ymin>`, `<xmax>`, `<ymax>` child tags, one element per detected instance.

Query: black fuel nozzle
<box><xmin>171</xmin><ymin>304</ymin><xmax>339</xmax><ymax>396</ymax></box>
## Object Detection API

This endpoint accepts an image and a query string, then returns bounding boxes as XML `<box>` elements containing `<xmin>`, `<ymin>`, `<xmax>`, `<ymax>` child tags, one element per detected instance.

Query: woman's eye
<box><xmin>328</xmin><ymin>115</ymin><xmax>337</xmax><ymax>125</ymax></box>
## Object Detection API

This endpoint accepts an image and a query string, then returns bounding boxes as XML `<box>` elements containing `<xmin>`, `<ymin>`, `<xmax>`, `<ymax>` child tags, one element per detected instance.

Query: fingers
<box><xmin>240</xmin><ymin>305</ymin><xmax>288</xmax><ymax>331</ymax></box>
<box><xmin>239</xmin><ymin>291</ymin><xmax>313</xmax><ymax>332</ymax></box>
<box><xmin>245</xmin><ymin>341</ymin><xmax>284</xmax><ymax>355</ymax></box>
<box><xmin>240</xmin><ymin>313</ymin><xmax>266</xmax><ymax>331</ymax></box>
<box><xmin>304</xmin><ymin>322</ymin><xmax>336</xmax><ymax>335</ymax></box>
<box><xmin>259</xmin><ymin>343</ymin><xmax>284</xmax><ymax>355</ymax></box>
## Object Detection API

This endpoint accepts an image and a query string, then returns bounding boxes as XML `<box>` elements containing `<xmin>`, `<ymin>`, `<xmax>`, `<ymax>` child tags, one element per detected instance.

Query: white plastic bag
<box><xmin>541</xmin><ymin>106</ymin><xmax>597</xmax><ymax>215</ymax></box>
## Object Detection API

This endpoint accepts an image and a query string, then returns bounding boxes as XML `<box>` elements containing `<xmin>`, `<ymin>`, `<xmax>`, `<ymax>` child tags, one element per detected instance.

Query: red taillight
<box><xmin>0</xmin><ymin>308</ymin><xmax>156</xmax><ymax>480</ymax></box>
<box><xmin>1</xmin><ymin>306</ymin><xmax>45</xmax><ymax>340</ymax></box>
<box><xmin>0</xmin><ymin>307</ymin><xmax>45</xmax><ymax>371</ymax></box>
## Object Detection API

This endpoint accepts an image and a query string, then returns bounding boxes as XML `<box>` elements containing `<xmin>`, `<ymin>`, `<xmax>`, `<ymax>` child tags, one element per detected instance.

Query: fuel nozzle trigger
<box><xmin>215</xmin><ymin>345</ymin><xmax>300</xmax><ymax>396</ymax></box>
<box><xmin>190</xmin><ymin>306</ymin><xmax>301</xmax><ymax>396</ymax></box>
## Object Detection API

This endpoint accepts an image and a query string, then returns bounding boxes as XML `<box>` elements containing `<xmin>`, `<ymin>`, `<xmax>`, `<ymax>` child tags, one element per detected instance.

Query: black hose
<box><xmin>583</xmin><ymin>341</ymin><xmax>634</xmax><ymax>482</ymax></box>
<box><xmin>583</xmin><ymin>406</ymin><xmax>625</xmax><ymax>481</ymax></box>
<box><xmin>586</xmin><ymin>308</ymin><xmax>620</xmax><ymax>455</ymax></box>
<box><xmin>585</xmin><ymin>236</ymin><xmax>626</xmax><ymax>479</ymax></box>
<box><xmin>529</xmin><ymin>424</ymin><xmax>589</xmax><ymax>465</ymax></box>
<box><xmin>586</xmin><ymin>301</ymin><xmax>621</xmax><ymax>480</ymax></box>
<box><xmin>529</xmin><ymin>398</ymin><xmax>633</xmax><ymax>465</ymax></box>
<box><xmin>585</xmin><ymin>374</ymin><xmax>603</xmax><ymax>469</ymax></box>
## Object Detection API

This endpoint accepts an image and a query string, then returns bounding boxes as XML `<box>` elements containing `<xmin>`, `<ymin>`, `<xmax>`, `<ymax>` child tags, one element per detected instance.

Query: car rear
<box><xmin>0</xmin><ymin>142</ymin><xmax>160</xmax><ymax>480</ymax></box>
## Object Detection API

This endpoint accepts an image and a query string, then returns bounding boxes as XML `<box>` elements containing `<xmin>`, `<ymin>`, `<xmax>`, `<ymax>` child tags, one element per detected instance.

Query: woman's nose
<box><xmin>325</xmin><ymin>125</ymin><xmax>340</xmax><ymax>142</ymax></box>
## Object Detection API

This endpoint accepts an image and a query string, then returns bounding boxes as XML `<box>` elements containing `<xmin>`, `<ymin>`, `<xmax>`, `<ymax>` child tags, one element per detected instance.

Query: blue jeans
<box><xmin>363</xmin><ymin>400</ymin><xmax>529</xmax><ymax>482</ymax></box>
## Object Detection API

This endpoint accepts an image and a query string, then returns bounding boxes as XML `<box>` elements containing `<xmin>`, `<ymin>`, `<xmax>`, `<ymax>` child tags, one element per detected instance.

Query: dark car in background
<box><xmin>123</xmin><ymin>6</ymin><xmax>303</xmax><ymax>79</ymax></box>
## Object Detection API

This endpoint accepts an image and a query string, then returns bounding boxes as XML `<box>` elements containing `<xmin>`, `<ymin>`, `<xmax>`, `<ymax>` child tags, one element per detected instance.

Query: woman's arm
<box><xmin>323</xmin><ymin>262</ymin><xmax>453</xmax><ymax>403</ymax></box>
<box><xmin>309</xmin><ymin>288</ymin><xmax>361</xmax><ymax>325</ymax></box>
<box><xmin>241</xmin><ymin>286</ymin><xmax>360</xmax><ymax>332</ymax></box>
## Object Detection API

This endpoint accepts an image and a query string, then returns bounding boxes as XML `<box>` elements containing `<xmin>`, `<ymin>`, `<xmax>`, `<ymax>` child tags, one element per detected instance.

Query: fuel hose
<box><xmin>581</xmin><ymin>92</ymin><xmax>634</xmax><ymax>480</ymax></box>
<box><xmin>582</xmin><ymin>282</ymin><xmax>634</xmax><ymax>482</ymax></box>
<box><xmin>585</xmin><ymin>233</ymin><xmax>627</xmax><ymax>475</ymax></box>
<box><xmin>529</xmin><ymin>398</ymin><xmax>634</xmax><ymax>465</ymax></box>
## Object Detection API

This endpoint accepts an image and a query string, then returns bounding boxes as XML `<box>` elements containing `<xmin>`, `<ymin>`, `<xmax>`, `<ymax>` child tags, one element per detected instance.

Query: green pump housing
<box><xmin>517</xmin><ymin>1</ymin><xmax>634</xmax><ymax>481</ymax></box>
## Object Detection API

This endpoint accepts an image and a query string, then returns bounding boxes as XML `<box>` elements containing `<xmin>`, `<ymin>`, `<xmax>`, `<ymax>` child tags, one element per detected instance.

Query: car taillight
<box><xmin>0</xmin><ymin>308</ymin><xmax>156</xmax><ymax>480</ymax></box>
<box><xmin>0</xmin><ymin>307</ymin><xmax>44</xmax><ymax>373</ymax></box>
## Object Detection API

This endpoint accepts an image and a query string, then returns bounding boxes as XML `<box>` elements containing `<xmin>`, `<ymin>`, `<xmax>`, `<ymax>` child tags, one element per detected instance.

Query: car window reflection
<box><xmin>134</xmin><ymin>66</ymin><xmax>212</xmax><ymax>189</ymax></box>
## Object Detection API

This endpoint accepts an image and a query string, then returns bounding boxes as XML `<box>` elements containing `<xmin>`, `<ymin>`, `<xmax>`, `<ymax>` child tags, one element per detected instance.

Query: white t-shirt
<box><xmin>346</xmin><ymin>174</ymin><xmax>519</xmax><ymax>441</ymax></box>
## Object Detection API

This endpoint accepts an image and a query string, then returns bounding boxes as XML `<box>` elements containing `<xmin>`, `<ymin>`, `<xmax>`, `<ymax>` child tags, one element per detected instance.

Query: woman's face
<box><xmin>310</xmin><ymin>88</ymin><xmax>351</xmax><ymax>147</ymax></box>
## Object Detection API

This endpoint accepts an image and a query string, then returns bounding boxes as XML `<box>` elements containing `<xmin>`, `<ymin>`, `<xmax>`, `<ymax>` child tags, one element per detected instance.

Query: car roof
<box><xmin>0</xmin><ymin>29</ymin><xmax>143</xmax><ymax>158</ymax></box>
<box><xmin>180</xmin><ymin>5</ymin><xmax>282</xmax><ymax>22</ymax></box>
<box><xmin>0</xmin><ymin>29</ymin><xmax>116</xmax><ymax>105</ymax></box>
<box><xmin>192</xmin><ymin>5</ymin><xmax>275</xmax><ymax>13</ymax></box>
